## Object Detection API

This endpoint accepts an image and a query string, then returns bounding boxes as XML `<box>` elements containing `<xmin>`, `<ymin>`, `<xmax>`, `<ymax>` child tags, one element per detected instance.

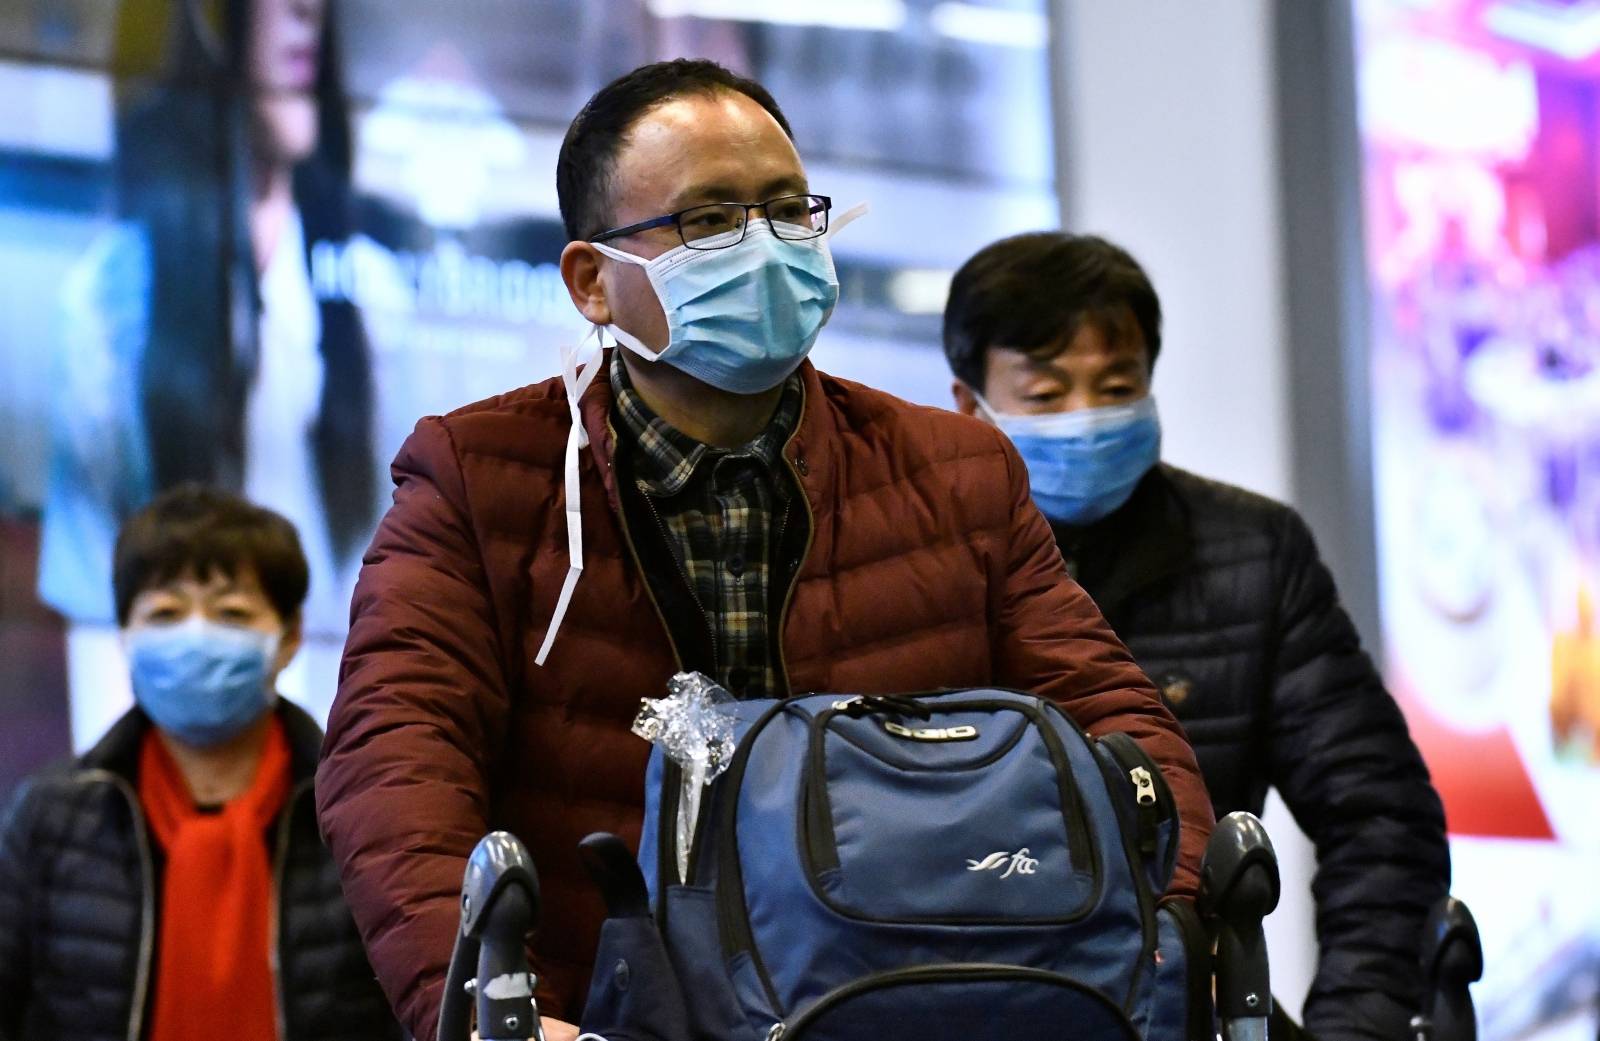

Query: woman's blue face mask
<box><xmin>975</xmin><ymin>393</ymin><xmax>1162</xmax><ymax>526</ymax></box>
<box><xmin>126</xmin><ymin>615</ymin><xmax>281</xmax><ymax>748</ymax></box>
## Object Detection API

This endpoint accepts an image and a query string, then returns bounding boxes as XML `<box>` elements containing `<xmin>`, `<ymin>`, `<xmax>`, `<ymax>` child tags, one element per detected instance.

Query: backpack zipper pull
<box><xmin>1131</xmin><ymin>766</ymin><xmax>1157</xmax><ymax>806</ymax></box>
<box><xmin>1130</xmin><ymin>766</ymin><xmax>1159</xmax><ymax>858</ymax></box>
<box><xmin>767</xmin><ymin>1023</ymin><xmax>786</xmax><ymax>1041</ymax></box>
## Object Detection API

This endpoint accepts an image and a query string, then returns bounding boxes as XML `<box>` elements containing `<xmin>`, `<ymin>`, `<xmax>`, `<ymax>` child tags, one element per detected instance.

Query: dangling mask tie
<box><xmin>973</xmin><ymin>393</ymin><xmax>1162</xmax><ymax>526</ymax></box>
<box><xmin>533</xmin><ymin>324</ymin><xmax>606</xmax><ymax>666</ymax></box>
<box><xmin>592</xmin><ymin>202</ymin><xmax>868</xmax><ymax>394</ymax></box>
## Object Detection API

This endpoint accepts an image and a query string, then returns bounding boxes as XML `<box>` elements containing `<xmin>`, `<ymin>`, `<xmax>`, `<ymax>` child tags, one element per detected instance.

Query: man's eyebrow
<box><xmin>665</xmin><ymin>175</ymin><xmax>810</xmax><ymax>211</ymax></box>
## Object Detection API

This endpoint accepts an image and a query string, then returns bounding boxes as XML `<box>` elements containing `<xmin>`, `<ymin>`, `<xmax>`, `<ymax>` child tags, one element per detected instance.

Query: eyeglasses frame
<box><xmin>587</xmin><ymin>193</ymin><xmax>833</xmax><ymax>249</ymax></box>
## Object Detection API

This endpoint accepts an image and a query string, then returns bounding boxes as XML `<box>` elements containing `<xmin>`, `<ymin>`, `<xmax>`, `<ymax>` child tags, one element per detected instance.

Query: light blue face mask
<box><xmin>977</xmin><ymin>394</ymin><xmax>1162</xmax><ymax>526</ymax></box>
<box><xmin>592</xmin><ymin>204</ymin><xmax>866</xmax><ymax>394</ymax></box>
<box><xmin>126</xmin><ymin>616</ymin><xmax>280</xmax><ymax>747</ymax></box>
<box><xmin>532</xmin><ymin>205</ymin><xmax>867</xmax><ymax>668</ymax></box>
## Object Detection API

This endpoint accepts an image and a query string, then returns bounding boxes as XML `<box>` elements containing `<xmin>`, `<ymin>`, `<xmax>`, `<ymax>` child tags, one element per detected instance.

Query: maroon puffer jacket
<box><xmin>316</xmin><ymin>358</ymin><xmax>1213</xmax><ymax>1038</ymax></box>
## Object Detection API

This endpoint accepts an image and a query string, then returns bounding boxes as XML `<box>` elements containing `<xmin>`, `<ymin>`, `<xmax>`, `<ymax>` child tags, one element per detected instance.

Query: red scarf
<box><xmin>139</xmin><ymin>716</ymin><xmax>291</xmax><ymax>1041</ymax></box>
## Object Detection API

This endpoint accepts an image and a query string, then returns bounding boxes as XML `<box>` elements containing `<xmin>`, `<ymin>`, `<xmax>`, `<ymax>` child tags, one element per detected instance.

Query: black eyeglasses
<box><xmin>589</xmin><ymin>194</ymin><xmax>832</xmax><ymax>250</ymax></box>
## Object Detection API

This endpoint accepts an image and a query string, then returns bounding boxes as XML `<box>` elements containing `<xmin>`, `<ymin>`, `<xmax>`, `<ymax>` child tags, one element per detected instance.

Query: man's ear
<box><xmin>952</xmin><ymin>380</ymin><xmax>982</xmax><ymax>419</ymax></box>
<box><xmin>561</xmin><ymin>241</ymin><xmax>612</xmax><ymax>326</ymax></box>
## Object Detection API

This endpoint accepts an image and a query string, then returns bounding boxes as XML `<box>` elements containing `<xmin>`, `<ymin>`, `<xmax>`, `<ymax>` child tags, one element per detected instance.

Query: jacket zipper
<box><xmin>773</xmin><ymin>381</ymin><xmax>813</xmax><ymax>696</ymax></box>
<box><xmin>638</xmin><ymin>487</ymin><xmax>720</xmax><ymax>886</ymax></box>
<box><xmin>641</xmin><ymin>491</ymin><xmax>720</xmax><ymax>676</ymax></box>
<box><xmin>767</xmin><ymin>962</ymin><xmax>1135</xmax><ymax>1040</ymax></box>
<box><xmin>269</xmin><ymin>780</ymin><xmax>313</xmax><ymax>1041</ymax></box>
<box><xmin>81</xmin><ymin>771</ymin><xmax>156</xmax><ymax>1041</ymax></box>
<box><xmin>607</xmin><ymin>417</ymin><xmax>692</xmax><ymax>902</ymax></box>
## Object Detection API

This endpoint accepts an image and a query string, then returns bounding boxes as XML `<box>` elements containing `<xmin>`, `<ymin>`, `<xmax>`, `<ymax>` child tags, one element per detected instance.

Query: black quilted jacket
<box><xmin>0</xmin><ymin>700</ymin><xmax>400</xmax><ymax>1041</ymax></box>
<box><xmin>1060</xmin><ymin>464</ymin><xmax>1450</xmax><ymax>1041</ymax></box>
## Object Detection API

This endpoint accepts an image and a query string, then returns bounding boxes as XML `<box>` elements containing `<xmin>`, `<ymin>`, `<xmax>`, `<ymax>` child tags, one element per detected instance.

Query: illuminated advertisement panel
<box><xmin>1355</xmin><ymin>1</ymin><xmax>1600</xmax><ymax>1036</ymax></box>
<box><xmin>0</xmin><ymin>0</ymin><xmax>1056</xmax><ymax>784</ymax></box>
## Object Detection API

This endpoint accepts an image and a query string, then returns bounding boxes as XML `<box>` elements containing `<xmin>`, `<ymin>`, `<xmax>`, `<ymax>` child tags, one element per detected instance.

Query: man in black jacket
<box><xmin>942</xmin><ymin>231</ymin><xmax>1450</xmax><ymax>1041</ymax></box>
<box><xmin>0</xmin><ymin>486</ymin><xmax>397</xmax><ymax>1041</ymax></box>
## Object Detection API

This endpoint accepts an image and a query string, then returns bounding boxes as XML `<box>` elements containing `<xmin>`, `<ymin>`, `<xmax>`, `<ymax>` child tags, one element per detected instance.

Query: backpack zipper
<box><xmin>1131</xmin><ymin>765</ymin><xmax>1159</xmax><ymax>857</ymax></box>
<box><xmin>767</xmin><ymin>962</ymin><xmax>1138</xmax><ymax>1040</ymax></box>
<box><xmin>1091</xmin><ymin>731</ymin><xmax>1173</xmax><ymax>1011</ymax></box>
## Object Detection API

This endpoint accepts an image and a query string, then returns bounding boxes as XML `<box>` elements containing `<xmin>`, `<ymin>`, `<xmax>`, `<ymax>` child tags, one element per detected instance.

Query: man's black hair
<box><xmin>113</xmin><ymin>484</ymin><xmax>309</xmax><ymax>626</ymax></box>
<box><xmin>942</xmin><ymin>232</ymin><xmax>1163</xmax><ymax>393</ymax></box>
<box><xmin>556</xmin><ymin>59</ymin><xmax>795</xmax><ymax>243</ymax></box>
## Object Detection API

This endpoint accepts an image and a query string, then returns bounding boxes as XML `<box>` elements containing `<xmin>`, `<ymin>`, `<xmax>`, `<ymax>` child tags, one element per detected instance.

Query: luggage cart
<box><xmin>436</xmin><ymin>812</ymin><xmax>1360</xmax><ymax>1041</ymax></box>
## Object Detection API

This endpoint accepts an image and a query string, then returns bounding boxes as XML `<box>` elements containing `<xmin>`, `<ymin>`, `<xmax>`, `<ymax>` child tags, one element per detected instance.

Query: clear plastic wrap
<box><xmin>631</xmin><ymin>671</ymin><xmax>737</xmax><ymax>879</ymax></box>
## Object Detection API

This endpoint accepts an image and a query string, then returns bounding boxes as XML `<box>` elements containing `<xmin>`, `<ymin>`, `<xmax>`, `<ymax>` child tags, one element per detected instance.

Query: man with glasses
<box><xmin>315</xmin><ymin>60</ymin><xmax>1214</xmax><ymax>1041</ymax></box>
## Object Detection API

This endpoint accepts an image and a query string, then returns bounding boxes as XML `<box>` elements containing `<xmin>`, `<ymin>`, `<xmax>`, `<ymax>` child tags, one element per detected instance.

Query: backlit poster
<box><xmin>1355</xmin><ymin>1</ymin><xmax>1600</xmax><ymax>1036</ymax></box>
<box><xmin>0</xmin><ymin>0</ymin><xmax>1057</xmax><ymax>786</ymax></box>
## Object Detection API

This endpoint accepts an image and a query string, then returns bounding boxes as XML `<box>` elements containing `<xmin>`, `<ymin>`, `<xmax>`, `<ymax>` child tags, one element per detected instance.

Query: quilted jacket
<box><xmin>1061</xmin><ymin>465</ymin><xmax>1450</xmax><ymax>1041</ymax></box>
<box><xmin>316</xmin><ymin>356</ymin><xmax>1215</xmax><ymax>1037</ymax></box>
<box><xmin>0</xmin><ymin>700</ymin><xmax>398</xmax><ymax>1041</ymax></box>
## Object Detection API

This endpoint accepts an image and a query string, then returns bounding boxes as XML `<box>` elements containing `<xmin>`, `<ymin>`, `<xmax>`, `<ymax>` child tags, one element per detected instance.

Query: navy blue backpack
<box><xmin>575</xmin><ymin>688</ymin><xmax>1214</xmax><ymax>1041</ymax></box>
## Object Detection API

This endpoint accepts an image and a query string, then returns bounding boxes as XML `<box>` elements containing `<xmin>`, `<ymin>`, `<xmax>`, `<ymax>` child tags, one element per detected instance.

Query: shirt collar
<box><xmin>609</xmin><ymin>351</ymin><xmax>802</xmax><ymax>497</ymax></box>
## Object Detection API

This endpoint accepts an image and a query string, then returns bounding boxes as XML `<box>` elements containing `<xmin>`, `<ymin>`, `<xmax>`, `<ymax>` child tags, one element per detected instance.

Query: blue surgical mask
<box><xmin>126</xmin><ymin>616</ymin><xmax>280</xmax><ymax>747</ymax></box>
<box><xmin>976</xmin><ymin>394</ymin><xmax>1162</xmax><ymax>526</ymax></box>
<box><xmin>593</xmin><ymin>205</ymin><xmax>865</xmax><ymax>394</ymax></box>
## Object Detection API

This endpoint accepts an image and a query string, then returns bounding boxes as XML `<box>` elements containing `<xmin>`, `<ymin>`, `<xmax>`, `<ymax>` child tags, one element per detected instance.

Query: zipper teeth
<box><xmin>607</xmin><ymin>417</ymin><xmax>689</xmax><ymax>903</ymax></box>
<box><xmin>641</xmin><ymin>492</ymin><xmax>720</xmax><ymax>674</ymax></box>
<box><xmin>639</xmin><ymin>488</ymin><xmax>712</xmax><ymax>885</ymax></box>
<box><xmin>607</xmin><ymin>417</ymin><xmax>686</xmax><ymax>676</ymax></box>
<box><xmin>78</xmin><ymin>770</ymin><xmax>156</xmax><ymax>1041</ymax></box>
<box><xmin>1095</xmin><ymin>732</ymin><xmax>1162</xmax><ymax>1010</ymax></box>
<box><xmin>269</xmin><ymin>781</ymin><xmax>312</xmax><ymax>1041</ymax></box>
<box><xmin>774</xmin><ymin>380</ymin><xmax>812</xmax><ymax>696</ymax></box>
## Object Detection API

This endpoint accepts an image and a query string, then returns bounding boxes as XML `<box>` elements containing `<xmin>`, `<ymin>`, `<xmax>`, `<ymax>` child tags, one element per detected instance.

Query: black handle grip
<box><xmin>438</xmin><ymin>832</ymin><xmax>544</xmax><ymax>1041</ymax></box>
<box><xmin>1201</xmin><ymin>812</ymin><xmax>1281</xmax><ymax>1025</ymax></box>
<box><xmin>1416</xmin><ymin>897</ymin><xmax>1482</xmax><ymax>1041</ymax></box>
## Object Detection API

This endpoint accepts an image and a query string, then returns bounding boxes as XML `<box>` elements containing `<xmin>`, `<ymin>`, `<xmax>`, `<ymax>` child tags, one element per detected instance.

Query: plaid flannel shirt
<box><xmin>610</xmin><ymin>353</ymin><xmax>802</xmax><ymax>699</ymax></box>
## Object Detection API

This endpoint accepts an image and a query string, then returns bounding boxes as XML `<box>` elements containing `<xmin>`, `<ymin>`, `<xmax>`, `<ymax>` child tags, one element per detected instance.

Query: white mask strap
<box><xmin>604</xmin><ymin>321</ymin><xmax>666</xmax><ymax>363</ymax></box>
<box><xmin>826</xmin><ymin>201</ymin><xmax>869</xmax><ymax>240</ymax></box>
<box><xmin>534</xmin><ymin>326</ymin><xmax>606</xmax><ymax>667</ymax></box>
<box><xmin>590</xmin><ymin>240</ymin><xmax>647</xmax><ymax>267</ymax></box>
<box><xmin>964</xmin><ymin>384</ymin><xmax>1003</xmax><ymax>424</ymax></box>
<box><xmin>587</xmin><ymin>241</ymin><xmax>670</xmax><ymax>363</ymax></box>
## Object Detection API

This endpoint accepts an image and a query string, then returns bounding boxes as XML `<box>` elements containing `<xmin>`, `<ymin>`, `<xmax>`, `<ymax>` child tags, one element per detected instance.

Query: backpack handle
<box><xmin>580</xmin><ymin>832</ymin><xmax>652</xmax><ymax>918</ymax></box>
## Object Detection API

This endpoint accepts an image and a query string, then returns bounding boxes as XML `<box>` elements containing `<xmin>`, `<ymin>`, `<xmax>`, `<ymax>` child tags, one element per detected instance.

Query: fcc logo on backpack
<box><xmin>966</xmin><ymin>848</ymin><xmax>1039</xmax><ymax>879</ymax></box>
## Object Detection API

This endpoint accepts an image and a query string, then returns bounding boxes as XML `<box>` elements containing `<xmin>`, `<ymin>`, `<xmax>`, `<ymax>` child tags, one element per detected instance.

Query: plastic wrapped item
<box><xmin>632</xmin><ymin>672</ymin><xmax>737</xmax><ymax>880</ymax></box>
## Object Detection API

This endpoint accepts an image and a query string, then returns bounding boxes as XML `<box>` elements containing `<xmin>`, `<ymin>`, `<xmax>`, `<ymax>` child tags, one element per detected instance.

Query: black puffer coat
<box><xmin>1059</xmin><ymin>464</ymin><xmax>1450</xmax><ymax>1041</ymax></box>
<box><xmin>0</xmin><ymin>700</ymin><xmax>399</xmax><ymax>1041</ymax></box>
